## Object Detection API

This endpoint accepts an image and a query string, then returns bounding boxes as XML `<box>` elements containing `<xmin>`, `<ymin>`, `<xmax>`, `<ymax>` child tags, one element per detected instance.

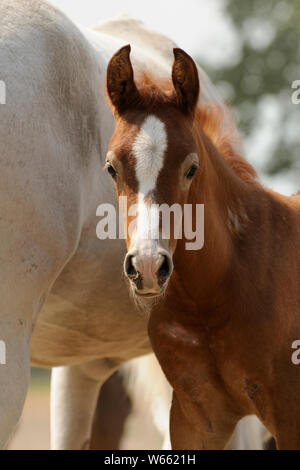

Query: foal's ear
<box><xmin>172</xmin><ymin>48</ymin><xmax>200</xmax><ymax>115</ymax></box>
<box><xmin>106</xmin><ymin>44</ymin><xmax>138</xmax><ymax>114</ymax></box>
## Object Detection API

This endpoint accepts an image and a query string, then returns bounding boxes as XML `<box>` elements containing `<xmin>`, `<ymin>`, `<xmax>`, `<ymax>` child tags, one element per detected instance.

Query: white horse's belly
<box><xmin>31</xmin><ymin>236</ymin><xmax>151</xmax><ymax>367</ymax></box>
<box><xmin>31</xmin><ymin>292</ymin><xmax>150</xmax><ymax>368</ymax></box>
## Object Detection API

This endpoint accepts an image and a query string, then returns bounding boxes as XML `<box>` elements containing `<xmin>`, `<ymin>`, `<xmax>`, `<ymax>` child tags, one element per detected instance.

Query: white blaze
<box><xmin>132</xmin><ymin>115</ymin><xmax>167</xmax><ymax>241</ymax></box>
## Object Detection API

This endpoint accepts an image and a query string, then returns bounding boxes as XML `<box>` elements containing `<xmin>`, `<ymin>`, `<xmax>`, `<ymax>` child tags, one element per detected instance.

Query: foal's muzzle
<box><xmin>124</xmin><ymin>244</ymin><xmax>173</xmax><ymax>296</ymax></box>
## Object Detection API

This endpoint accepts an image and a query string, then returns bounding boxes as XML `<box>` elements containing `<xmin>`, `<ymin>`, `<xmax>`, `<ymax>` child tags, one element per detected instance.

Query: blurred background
<box><xmin>8</xmin><ymin>0</ymin><xmax>299</xmax><ymax>449</ymax></box>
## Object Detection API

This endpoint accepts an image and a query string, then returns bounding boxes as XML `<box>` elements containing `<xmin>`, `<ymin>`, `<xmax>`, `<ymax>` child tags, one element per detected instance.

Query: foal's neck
<box><xmin>173</xmin><ymin>129</ymin><xmax>263</xmax><ymax>313</ymax></box>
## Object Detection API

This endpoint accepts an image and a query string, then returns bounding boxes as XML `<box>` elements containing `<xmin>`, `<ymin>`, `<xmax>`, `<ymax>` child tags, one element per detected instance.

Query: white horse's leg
<box><xmin>0</xmin><ymin>328</ymin><xmax>30</xmax><ymax>448</ymax></box>
<box><xmin>119</xmin><ymin>354</ymin><xmax>172</xmax><ymax>450</ymax></box>
<box><xmin>0</xmin><ymin>300</ymin><xmax>35</xmax><ymax>448</ymax></box>
<box><xmin>227</xmin><ymin>416</ymin><xmax>265</xmax><ymax>450</ymax></box>
<box><xmin>51</xmin><ymin>360</ymin><xmax>118</xmax><ymax>450</ymax></box>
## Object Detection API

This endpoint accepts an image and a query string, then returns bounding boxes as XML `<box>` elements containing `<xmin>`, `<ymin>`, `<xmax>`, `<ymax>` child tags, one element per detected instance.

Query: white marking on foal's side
<box><xmin>227</xmin><ymin>208</ymin><xmax>249</xmax><ymax>235</ymax></box>
<box><xmin>132</xmin><ymin>115</ymin><xmax>167</xmax><ymax>240</ymax></box>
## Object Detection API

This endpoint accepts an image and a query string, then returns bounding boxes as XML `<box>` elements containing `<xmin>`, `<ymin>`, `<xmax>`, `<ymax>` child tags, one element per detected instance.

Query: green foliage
<box><xmin>201</xmin><ymin>0</ymin><xmax>300</xmax><ymax>185</ymax></box>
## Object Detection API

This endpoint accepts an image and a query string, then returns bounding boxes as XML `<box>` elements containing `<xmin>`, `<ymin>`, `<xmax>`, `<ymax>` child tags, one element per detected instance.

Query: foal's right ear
<box><xmin>172</xmin><ymin>48</ymin><xmax>200</xmax><ymax>116</ymax></box>
<box><xmin>106</xmin><ymin>44</ymin><xmax>138</xmax><ymax>114</ymax></box>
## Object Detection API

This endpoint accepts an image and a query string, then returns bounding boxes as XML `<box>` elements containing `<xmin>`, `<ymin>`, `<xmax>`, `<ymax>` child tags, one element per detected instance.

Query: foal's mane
<box><xmin>194</xmin><ymin>105</ymin><xmax>257</xmax><ymax>183</ymax></box>
<box><xmin>135</xmin><ymin>72</ymin><xmax>257</xmax><ymax>184</ymax></box>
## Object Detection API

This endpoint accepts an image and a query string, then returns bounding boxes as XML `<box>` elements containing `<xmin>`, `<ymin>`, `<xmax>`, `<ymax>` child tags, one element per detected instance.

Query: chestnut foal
<box><xmin>105</xmin><ymin>45</ymin><xmax>300</xmax><ymax>449</ymax></box>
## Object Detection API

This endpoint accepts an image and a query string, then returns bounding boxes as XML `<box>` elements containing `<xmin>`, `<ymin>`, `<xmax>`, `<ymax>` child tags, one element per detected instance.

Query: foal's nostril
<box><xmin>157</xmin><ymin>255</ymin><xmax>171</xmax><ymax>280</ymax></box>
<box><xmin>125</xmin><ymin>255</ymin><xmax>138</xmax><ymax>279</ymax></box>
<box><xmin>124</xmin><ymin>250</ymin><xmax>172</xmax><ymax>292</ymax></box>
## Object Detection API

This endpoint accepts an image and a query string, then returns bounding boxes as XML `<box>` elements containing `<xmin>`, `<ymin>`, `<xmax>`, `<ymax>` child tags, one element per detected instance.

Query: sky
<box><xmin>48</xmin><ymin>0</ymin><xmax>296</xmax><ymax>195</ymax></box>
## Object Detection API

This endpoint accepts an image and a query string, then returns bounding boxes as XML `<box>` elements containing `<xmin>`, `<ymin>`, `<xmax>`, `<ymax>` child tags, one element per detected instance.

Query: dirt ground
<box><xmin>8</xmin><ymin>370</ymin><xmax>51</xmax><ymax>450</ymax></box>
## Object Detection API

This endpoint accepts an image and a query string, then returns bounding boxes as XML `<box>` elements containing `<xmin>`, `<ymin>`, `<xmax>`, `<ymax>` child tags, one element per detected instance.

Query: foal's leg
<box><xmin>148</xmin><ymin>313</ymin><xmax>241</xmax><ymax>450</ymax></box>
<box><xmin>50</xmin><ymin>359</ymin><xmax>119</xmax><ymax>450</ymax></box>
<box><xmin>271</xmin><ymin>406</ymin><xmax>300</xmax><ymax>449</ymax></box>
<box><xmin>170</xmin><ymin>392</ymin><xmax>240</xmax><ymax>450</ymax></box>
<box><xmin>260</xmin><ymin>371</ymin><xmax>300</xmax><ymax>449</ymax></box>
<box><xmin>275</xmin><ymin>432</ymin><xmax>300</xmax><ymax>450</ymax></box>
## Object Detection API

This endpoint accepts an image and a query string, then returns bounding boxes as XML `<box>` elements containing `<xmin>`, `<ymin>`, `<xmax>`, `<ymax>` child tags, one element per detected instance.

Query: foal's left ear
<box><xmin>106</xmin><ymin>44</ymin><xmax>138</xmax><ymax>114</ymax></box>
<box><xmin>172</xmin><ymin>48</ymin><xmax>200</xmax><ymax>115</ymax></box>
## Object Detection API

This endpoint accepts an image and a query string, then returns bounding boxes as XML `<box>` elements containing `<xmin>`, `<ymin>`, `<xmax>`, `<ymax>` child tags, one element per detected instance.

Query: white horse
<box><xmin>0</xmin><ymin>0</ymin><xmax>264</xmax><ymax>449</ymax></box>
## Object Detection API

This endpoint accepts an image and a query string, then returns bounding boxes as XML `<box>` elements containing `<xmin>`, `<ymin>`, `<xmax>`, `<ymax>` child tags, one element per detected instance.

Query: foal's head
<box><xmin>105</xmin><ymin>45</ymin><xmax>200</xmax><ymax>298</ymax></box>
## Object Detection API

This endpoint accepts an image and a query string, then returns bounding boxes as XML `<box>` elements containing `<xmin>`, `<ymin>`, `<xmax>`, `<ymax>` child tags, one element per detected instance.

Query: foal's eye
<box><xmin>106</xmin><ymin>163</ymin><xmax>117</xmax><ymax>178</ymax></box>
<box><xmin>185</xmin><ymin>164</ymin><xmax>198</xmax><ymax>179</ymax></box>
